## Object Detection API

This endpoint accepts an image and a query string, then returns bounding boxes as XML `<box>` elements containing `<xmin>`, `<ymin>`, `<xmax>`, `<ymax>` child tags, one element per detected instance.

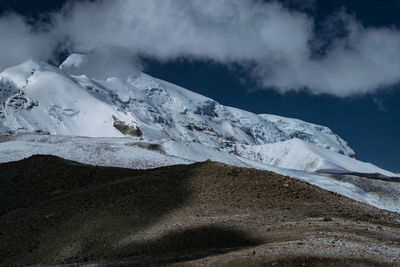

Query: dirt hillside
<box><xmin>0</xmin><ymin>155</ymin><xmax>399</xmax><ymax>266</ymax></box>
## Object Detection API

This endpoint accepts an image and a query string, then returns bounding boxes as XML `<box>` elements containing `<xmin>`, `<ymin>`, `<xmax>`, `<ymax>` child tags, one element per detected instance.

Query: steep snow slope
<box><xmin>236</xmin><ymin>139</ymin><xmax>394</xmax><ymax>176</ymax></box>
<box><xmin>0</xmin><ymin>60</ymin><xmax>137</xmax><ymax>137</ymax></box>
<box><xmin>260</xmin><ymin>114</ymin><xmax>355</xmax><ymax>157</ymax></box>
<box><xmin>0</xmin><ymin>55</ymin><xmax>394</xmax><ymax>176</ymax></box>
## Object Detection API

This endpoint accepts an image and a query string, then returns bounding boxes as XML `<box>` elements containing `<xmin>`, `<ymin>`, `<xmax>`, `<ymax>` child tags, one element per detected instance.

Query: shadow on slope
<box><xmin>0</xmin><ymin>155</ymin><xmax>260</xmax><ymax>265</ymax></box>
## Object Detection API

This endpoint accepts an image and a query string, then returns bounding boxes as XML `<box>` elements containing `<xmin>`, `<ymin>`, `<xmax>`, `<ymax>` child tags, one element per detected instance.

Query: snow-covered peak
<box><xmin>0</xmin><ymin>57</ymin><xmax>392</xmax><ymax>175</ymax></box>
<box><xmin>0</xmin><ymin>60</ymin><xmax>138</xmax><ymax>137</ymax></box>
<box><xmin>59</xmin><ymin>53</ymin><xmax>89</xmax><ymax>72</ymax></box>
<box><xmin>0</xmin><ymin>58</ymin><xmax>355</xmax><ymax>152</ymax></box>
<box><xmin>1</xmin><ymin>60</ymin><xmax>42</xmax><ymax>88</ymax></box>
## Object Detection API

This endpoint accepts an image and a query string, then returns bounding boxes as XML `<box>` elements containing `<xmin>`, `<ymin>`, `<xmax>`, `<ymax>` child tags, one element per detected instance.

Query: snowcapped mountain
<box><xmin>0</xmin><ymin>54</ymin><xmax>395</xmax><ymax>177</ymax></box>
<box><xmin>1</xmin><ymin>54</ymin><xmax>399</xmax><ymax>213</ymax></box>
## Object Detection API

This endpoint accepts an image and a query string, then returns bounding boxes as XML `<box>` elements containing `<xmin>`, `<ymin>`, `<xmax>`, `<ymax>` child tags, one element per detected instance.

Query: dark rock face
<box><xmin>194</xmin><ymin>100</ymin><xmax>218</xmax><ymax>117</ymax></box>
<box><xmin>112</xmin><ymin>115</ymin><xmax>142</xmax><ymax>137</ymax></box>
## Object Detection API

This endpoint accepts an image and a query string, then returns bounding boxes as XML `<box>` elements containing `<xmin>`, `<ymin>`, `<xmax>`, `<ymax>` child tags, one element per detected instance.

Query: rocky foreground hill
<box><xmin>0</xmin><ymin>155</ymin><xmax>399</xmax><ymax>266</ymax></box>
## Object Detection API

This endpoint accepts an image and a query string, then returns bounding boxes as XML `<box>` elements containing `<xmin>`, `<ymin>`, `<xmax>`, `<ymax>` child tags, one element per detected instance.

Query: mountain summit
<box><xmin>0</xmin><ymin>54</ymin><xmax>395</xmax><ymax>178</ymax></box>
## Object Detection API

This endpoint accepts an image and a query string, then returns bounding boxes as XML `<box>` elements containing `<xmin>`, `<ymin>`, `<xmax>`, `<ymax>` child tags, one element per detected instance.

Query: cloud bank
<box><xmin>1</xmin><ymin>0</ymin><xmax>400</xmax><ymax>97</ymax></box>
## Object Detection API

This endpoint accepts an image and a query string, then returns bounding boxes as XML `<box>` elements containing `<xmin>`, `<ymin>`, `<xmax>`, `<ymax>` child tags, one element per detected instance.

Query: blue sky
<box><xmin>0</xmin><ymin>0</ymin><xmax>399</xmax><ymax>171</ymax></box>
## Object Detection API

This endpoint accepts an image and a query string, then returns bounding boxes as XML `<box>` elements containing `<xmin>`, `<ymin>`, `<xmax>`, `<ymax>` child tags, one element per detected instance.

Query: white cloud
<box><xmin>0</xmin><ymin>13</ymin><xmax>58</xmax><ymax>70</ymax></box>
<box><xmin>1</xmin><ymin>0</ymin><xmax>400</xmax><ymax>96</ymax></box>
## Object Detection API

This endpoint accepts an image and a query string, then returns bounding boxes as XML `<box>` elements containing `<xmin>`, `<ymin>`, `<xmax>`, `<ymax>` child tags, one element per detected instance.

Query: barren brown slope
<box><xmin>0</xmin><ymin>155</ymin><xmax>399</xmax><ymax>266</ymax></box>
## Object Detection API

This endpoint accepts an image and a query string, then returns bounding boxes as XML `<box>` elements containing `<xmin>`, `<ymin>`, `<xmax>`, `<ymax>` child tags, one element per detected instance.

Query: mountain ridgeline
<box><xmin>2</xmin><ymin>54</ymin><xmax>392</xmax><ymax>176</ymax></box>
